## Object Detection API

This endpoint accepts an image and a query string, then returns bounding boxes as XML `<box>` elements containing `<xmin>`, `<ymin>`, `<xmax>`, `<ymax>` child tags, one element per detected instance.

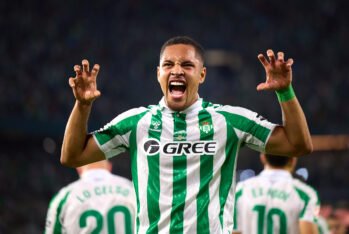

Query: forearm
<box><xmin>299</xmin><ymin>221</ymin><xmax>319</xmax><ymax>234</ymax></box>
<box><xmin>279</xmin><ymin>96</ymin><xmax>313</xmax><ymax>156</ymax></box>
<box><xmin>61</xmin><ymin>101</ymin><xmax>92</xmax><ymax>166</ymax></box>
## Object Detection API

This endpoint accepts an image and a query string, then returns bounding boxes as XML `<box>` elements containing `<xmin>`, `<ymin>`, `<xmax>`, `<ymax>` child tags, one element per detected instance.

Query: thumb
<box><xmin>68</xmin><ymin>77</ymin><xmax>75</xmax><ymax>88</ymax></box>
<box><xmin>256</xmin><ymin>83</ymin><xmax>269</xmax><ymax>91</ymax></box>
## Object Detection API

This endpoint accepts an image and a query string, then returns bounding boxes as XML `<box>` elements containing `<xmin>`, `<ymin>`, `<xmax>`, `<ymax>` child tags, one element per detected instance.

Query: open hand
<box><xmin>69</xmin><ymin>59</ymin><xmax>101</xmax><ymax>105</ymax></box>
<box><xmin>256</xmin><ymin>49</ymin><xmax>293</xmax><ymax>91</ymax></box>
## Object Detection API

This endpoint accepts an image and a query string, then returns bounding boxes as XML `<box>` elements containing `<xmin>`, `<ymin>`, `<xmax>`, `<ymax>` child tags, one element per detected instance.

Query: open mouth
<box><xmin>169</xmin><ymin>81</ymin><xmax>186</xmax><ymax>97</ymax></box>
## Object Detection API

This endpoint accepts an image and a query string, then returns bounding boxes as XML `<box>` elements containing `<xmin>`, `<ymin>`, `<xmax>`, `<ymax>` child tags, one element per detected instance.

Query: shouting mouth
<box><xmin>169</xmin><ymin>81</ymin><xmax>186</xmax><ymax>99</ymax></box>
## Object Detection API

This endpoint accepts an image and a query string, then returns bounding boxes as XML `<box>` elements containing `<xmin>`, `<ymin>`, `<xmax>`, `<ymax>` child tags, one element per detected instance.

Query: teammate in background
<box><xmin>314</xmin><ymin>215</ymin><xmax>330</xmax><ymax>234</ymax></box>
<box><xmin>45</xmin><ymin>160</ymin><xmax>136</xmax><ymax>234</ymax></box>
<box><xmin>61</xmin><ymin>36</ymin><xmax>313</xmax><ymax>233</ymax></box>
<box><xmin>233</xmin><ymin>154</ymin><xmax>320</xmax><ymax>234</ymax></box>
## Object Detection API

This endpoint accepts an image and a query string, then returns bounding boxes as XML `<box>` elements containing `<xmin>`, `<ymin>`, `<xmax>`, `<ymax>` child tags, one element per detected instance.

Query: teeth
<box><xmin>170</xmin><ymin>82</ymin><xmax>185</xmax><ymax>86</ymax></box>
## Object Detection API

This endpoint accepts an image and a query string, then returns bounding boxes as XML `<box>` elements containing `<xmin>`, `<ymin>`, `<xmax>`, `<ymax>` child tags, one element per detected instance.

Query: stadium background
<box><xmin>1</xmin><ymin>0</ymin><xmax>348</xmax><ymax>232</ymax></box>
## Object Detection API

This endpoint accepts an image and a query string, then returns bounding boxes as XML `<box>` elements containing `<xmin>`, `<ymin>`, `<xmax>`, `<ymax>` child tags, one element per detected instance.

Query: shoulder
<box><xmin>236</xmin><ymin>176</ymin><xmax>260</xmax><ymax>190</ymax></box>
<box><xmin>47</xmin><ymin>182</ymin><xmax>75</xmax><ymax>210</ymax></box>
<box><xmin>94</xmin><ymin>106</ymin><xmax>150</xmax><ymax>132</ymax></box>
<box><xmin>292</xmin><ymin>178</ymin><xmax>320</xmax><ymax>203</ymax></box>
<box><xmin>111</xmin><ymin>107</ymin><xmax>150</xmax><ymax>123</ymax></box>
<box><xmin>213</xmin><ymin>104</ymin><xmax>262</xmax><ymax>120</ymax></box>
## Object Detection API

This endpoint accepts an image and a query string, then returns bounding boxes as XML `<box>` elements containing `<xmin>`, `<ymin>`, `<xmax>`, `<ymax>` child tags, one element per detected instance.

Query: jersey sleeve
<box><xmin>92</xmin><ymin>107</ymin><xmax>148</xmax><ymax>159</ymax></box>
<box><xmin>218</xmin><ymin>106</ymin><xmax>277</xmax><ymax>152</ymax></box>
<box><xmin>45</xmin><ymin>188</ymin><xmax>70</xmax><ymax>234</ymax></box>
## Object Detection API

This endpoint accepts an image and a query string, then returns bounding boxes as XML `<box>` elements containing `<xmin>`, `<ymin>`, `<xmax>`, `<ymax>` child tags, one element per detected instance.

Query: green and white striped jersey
<box><xmin>93</xmin><ymin>98</ymin><xmax>277</xmax><ymax>234</ymax></box>
<box><xmin>233</xmin><ymin>169</ymin><xmax>320</xmax><ymax>234</ymax></box>
<box><xmin>45</xmin><ymin>169</ymin><xmax>136</xmax><ymax>234</ymax></box>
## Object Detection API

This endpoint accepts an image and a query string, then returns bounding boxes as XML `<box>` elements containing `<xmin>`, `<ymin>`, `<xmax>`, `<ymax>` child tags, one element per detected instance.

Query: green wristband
<box><xmin>275</xmin><ymin>85</ymin><xmax>296</xmax><ymax>102</ymax></box>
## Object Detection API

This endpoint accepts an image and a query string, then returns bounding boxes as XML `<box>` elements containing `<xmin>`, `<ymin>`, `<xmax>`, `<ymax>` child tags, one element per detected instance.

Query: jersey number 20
<box><xmin>79</xmin><ymin>205</ymin><xmax>132</xmax><ymax>234</ymax></box>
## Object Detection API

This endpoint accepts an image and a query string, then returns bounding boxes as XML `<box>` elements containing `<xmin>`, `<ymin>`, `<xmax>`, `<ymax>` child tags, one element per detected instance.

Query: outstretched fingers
<box><xmin>74</xmin><ymin>65</ymin><xmax>82</xmax><ymax>78</ymax></box>
<box><xmin>69</xmin><ymin>60</ymin><xmax>102</xmax><ymax>104</ymax></box>
<box><xmin>257</xmin><ymin>54</ymin><xmax>269</xmax><ymax>67</ymax></box>
<box><xmin>286</xmin><ymin>58</ymin><xmax>294</xmax><ymax>68</ymax></box>
<box><xmin>267</xmin><ymin>49</ymin><xmax>276</xmax><ymax>66</ymax></box>
<box><xmin>91</xmin><ymin>64</ymin><xmax>100</xmax><ymax>79</ymax></box>
<box><xmin>82</xmin><ymin>59</ymin><xmax>89</xmax><ymax>73</ymax></box>
<box><xmin>277</xmin><ymin>52</ymin><xmax>284</xmax><ymax>62</ymax></box>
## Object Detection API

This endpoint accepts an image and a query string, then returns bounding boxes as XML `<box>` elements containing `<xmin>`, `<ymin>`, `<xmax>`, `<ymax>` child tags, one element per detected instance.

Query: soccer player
<box><xmin>45</xmin><ymin>160</ymin><xmax>136</xmax><ymax>234</ymax></box>
<box><xmin>61</xmin><ymin>36</ymin><xmax>313</xmax><ymax>233</ymax></box>
<box><xmin>233</xmin><ymin>154</ymin><xmax>319</xmax><ymax>234</ymax></box>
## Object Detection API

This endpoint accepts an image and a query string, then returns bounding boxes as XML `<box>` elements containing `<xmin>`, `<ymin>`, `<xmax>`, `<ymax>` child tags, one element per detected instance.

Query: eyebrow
<box><xmin>161</xmin><ymin>59</ymin><xmax>195</xmax><ymax>64</ymax></box>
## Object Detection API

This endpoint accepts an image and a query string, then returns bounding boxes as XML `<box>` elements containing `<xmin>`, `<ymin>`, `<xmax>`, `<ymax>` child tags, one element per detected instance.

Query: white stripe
<box><xmin>157</xmin><ymin>113</ymin><xmax>174</xmax><ymax>233</ymax></box>
<box><xmin>234</xmin><ymin>128</ymin><xmax>265</xmax><ymax>152</ymax></box>
<box><xmin>182</xmin><ymin>114</ymin><xmax>201</xmax><ymax>234</ymax></box>
<box><xmin>108</xmin><ymin>107</ymin><xmax>147</xmax><ymax>127</ymax></box>
<box><xmin>136</xmin><ymin>112</ymin><xmax>152</xmax><ymax>231</ymax></box>
<box><xmin>99</xmin><ymin>132</ymin><xmax>130</xmax><ymax>158</ymax></box>
<box><xmin>208</xmin><ymin>110</ymin><xmax>228</xmax><ymax>233</ymax></box>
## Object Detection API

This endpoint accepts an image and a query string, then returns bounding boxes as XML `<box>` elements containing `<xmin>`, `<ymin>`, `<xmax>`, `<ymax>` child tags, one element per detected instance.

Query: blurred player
<box><xmin>233</xmin><ymin>154</ymin><xmax>319</xmax><ymax>234</ymax></box>
<box><xmin>45</xmin><ymin>160</ymin><xmax>136</xmax><ymax>234</ymax></box>
<box><xmin>61</xmin><ymin>36</ymin><xmax>312</xmax><ymax>233</ymax></box>
<box><xmin>314</xmin><ymin>215</ymin><xmax>330</xmax><ymax>234</ymax></box>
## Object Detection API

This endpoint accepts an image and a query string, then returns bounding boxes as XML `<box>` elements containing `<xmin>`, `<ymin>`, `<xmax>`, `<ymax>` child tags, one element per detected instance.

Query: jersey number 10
<box><xmin>253</xmin><ymin>205</ymin><xmax>287</xmax><ymax>234</ymax></box>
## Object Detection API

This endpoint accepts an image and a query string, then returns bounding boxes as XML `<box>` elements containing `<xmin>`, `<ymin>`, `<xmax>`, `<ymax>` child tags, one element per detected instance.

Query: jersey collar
<box><xmin>159</xmin><ymin>96</ymin><xmax>203</xmax><ymax>115</ymax></box>
<box><xmin>259</xmin><ymin>169</ymin><xmax>292</xmax><ymax>181</ymax></box>
<box><xmin>80</xmin><ymin>169</ymin><xmax>112</xmax><ymax>182</ymax></box>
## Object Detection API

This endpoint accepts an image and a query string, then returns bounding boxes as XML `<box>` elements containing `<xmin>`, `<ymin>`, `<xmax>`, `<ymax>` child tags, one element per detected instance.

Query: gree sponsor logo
<box><xmin>143</xmin><ymin>139</ymin><xmax>217</xmax><ymax>156</ymax></box>
<box><xmin>143</xmin><ymin>139</ymin><xmax>161</xmax><ymax>155</ymax></box>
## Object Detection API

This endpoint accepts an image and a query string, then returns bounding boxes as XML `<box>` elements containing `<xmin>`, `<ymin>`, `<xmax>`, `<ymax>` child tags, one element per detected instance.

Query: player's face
<box><xmin>157</xmin><ymin>44</ymin><xmax>206</xmax><ymax>111</ymax></box>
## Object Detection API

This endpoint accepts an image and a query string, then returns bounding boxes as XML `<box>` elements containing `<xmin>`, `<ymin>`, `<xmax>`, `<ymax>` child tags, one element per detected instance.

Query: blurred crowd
<box><xmin>1</xmin><ymin>0</ymin><xmax>349</xmax><ymax>136</ymax></box>
<box><xmin>1</xmin><ymin>0</ymin><xmax>349</xmax><ymax>233</ymax></box>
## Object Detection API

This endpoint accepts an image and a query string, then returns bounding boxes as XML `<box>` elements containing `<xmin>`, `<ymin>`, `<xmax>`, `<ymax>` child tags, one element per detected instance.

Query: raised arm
<box><xmin>257</xmin><ymin>50</ymin><xmax>313</xmax><ymax>157</ymax></box>
<box><xmin>61</xmin><ymin>59</ymin><xmax>105</xmax><ymax>167</ymax></box>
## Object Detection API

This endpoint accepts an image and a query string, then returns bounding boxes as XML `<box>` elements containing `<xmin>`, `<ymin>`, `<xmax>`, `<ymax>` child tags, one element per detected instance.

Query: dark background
<box><xmin>1</xmin><ymin>0</ymin><xmax>348</xmax><ymax>232</ymax></box>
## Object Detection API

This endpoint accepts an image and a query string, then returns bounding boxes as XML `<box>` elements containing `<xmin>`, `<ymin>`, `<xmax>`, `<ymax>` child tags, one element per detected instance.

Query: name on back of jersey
<box><xmin>251</xmin><ymin>187</ymin><xmax>290</xmax><ymax>202</ymax></box>
<box><xmin>76</xmin><ymin>185</ymin><xmax>131</xmax><ymax>203</ymax></box>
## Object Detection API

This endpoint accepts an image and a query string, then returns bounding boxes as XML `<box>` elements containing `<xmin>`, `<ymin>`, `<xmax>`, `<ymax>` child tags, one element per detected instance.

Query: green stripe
<box><xmin>128</xmin><ymin>111</ymin><xmax>148</xmax><ymax>234</ymax></box>
<box><xmin>146</xmin><ymin>111</ymin><xmax>162</xmax><ymax>233</ymax></box>
<box><xmin>233</xmin><ymin>189</ymin><xmax>243</xmax><ymax>229</ymax></box>
<box><xmin>95</xmin><ymin>110</ymin><xmax>147</xmax><ymax>146</ymax></box>
<box><xmin>201</xmin><ymin>100</ymin><xmax>213</xmax><ymax>108</ymax></box>
<box><xmin>196</xmin><ymin>110</ymin><xmax>214</xmax><ymax>233</ymax></box>
<box><xmin>217</xmin><ymin>112</ymin><xmax>240</xmax><ymax>227</ymax></box>
<box><xmin>294</xmin><ymin>186</ymin><xmax>311</xmax><ymax>218</ymax></box>
<box><xmin>170</xmin><ymin>112</ymin><xmax>187</xmax><ymax>234</ymax></box>
<box><xmin>53</xmin><ymin>191</ymin><xmax>70</xmax><ymax>234</ymax></box>
<box><xmin>217</xmin><ymin>111</ymin><xmax>271</xmax><ymax>143</ymax></box>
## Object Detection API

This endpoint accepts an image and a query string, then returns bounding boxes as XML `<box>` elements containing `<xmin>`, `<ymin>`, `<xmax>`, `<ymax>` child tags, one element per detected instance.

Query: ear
<box><xmin>76</xmin><ymin>167</ymin><xmax>83</xmax><ymax>176</ymax></box>
<box><xmin>199</xmin><ymin>67</ymin><xmax>206</xmax><ymax>84</ymax></box>
<box><xmin>157</xmin><ymin>66</ymin><xmax>160</xmax><ymax>83</ymax></box>
<box><xmin>107</xmin><ymin>161</ymin><xmax>113</xmax><ymax>172</ymax></box>
<box><xmin>260</xmin><ymin>153</ymin><xmax>267</xmax><ymax>165</ymax></box>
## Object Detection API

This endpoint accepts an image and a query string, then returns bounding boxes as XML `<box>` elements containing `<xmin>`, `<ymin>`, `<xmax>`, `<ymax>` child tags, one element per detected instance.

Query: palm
<box><xmin>257</xmin><ymin>50</ymin><xmax>293</xmax><ymax>91</ymax></box>
<box><xmin>69</xmin><ymin>60</ymin><xmax>101</xmax><ymax>105</ymax></box>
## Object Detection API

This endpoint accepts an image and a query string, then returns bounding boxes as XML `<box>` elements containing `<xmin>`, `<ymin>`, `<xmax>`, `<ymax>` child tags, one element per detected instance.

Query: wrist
<box><xmin>76</xmin><ymin>100</ymin><xmax>93</xmax><ymax>110</ymax></box>
<box><xmin>275</xmin><ymin>85</ymin><xmax>296</xmax><ymax>102</ymax></box>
